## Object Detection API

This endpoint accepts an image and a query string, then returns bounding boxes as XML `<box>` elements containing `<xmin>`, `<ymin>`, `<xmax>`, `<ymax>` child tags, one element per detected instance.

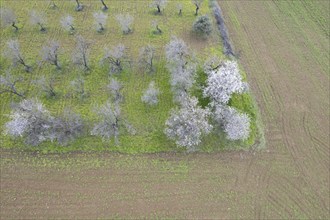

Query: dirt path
<box><xmin>1</xmin><ymin>1</ymin><xmax>329</xmax><ymax>219</ymax></box>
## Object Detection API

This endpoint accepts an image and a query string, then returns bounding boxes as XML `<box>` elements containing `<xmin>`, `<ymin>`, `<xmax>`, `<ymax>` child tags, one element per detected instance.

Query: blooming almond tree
<box><xmin>4</xmin><ymin>99</ymin><xmax>54</xmax><ymax>146</ymax></box>
<box><xmin>165</xmin><ymin>96</ymin><xmax>212</xmax><ymax>152</ymax></box>
<box><xmin>203</xmin><ymin>60</ymin><xmax>244</xmax><ymax>104</ymax></box>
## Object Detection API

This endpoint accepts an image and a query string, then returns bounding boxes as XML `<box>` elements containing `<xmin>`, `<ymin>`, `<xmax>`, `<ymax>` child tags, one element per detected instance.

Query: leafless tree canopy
<box><xmin>101</xmin><ymin>44</ymin><xmax>127</xmax><ymax>74</ymax></box>
<box><xmin>72</xmin><ymin>35</ymin><xmax>91</xmax><ymax>70</ymax></box>
<box><xmin>0</xmin><ymin>71</ymin><xmax>25</xmax><ymax>98</ymax></box>
<box><xmin>5</xmin><ymin>40</ymin><xmax>31</xmax><ymax>72</ymax></box>
<box><xmin>115</xmin><ymin>13</ymin><xmax>133</xmax><ymax>34</ymax></box>
<box><xmin>141</xmin><ymin>81</ymin><xmax>160</xmax><ymax>106</ymax></box>
<box><xmin>0</xmin><ymin>8</ymin><xmax>18</xmax><ymax>31</ymax></box>
<box><xmin>40</xmin><ymin>41</ymin><xmax>60</xmax><ymax>69</ymax></box>
<box><xmin>93</xmin><ymin>12</ymin><xmax>108</xmax><ymax>32</ymax></box>
<box><xmin>30</xmin><ymin>10</ymin><xmax>46</xmax><ymax>31</ymax></box>
<box><xmin>60</xmin><ymin>15</ymin><xmax>75</xmax><ymax>32</ymax></box>
<box><xmin>138</xmin><ymin>45</ymin><xmax>156</xmax><ymax>73</ymax></box>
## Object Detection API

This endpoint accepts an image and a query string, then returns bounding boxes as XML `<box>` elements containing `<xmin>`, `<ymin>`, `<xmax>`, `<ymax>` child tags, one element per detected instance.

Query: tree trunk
<box><xmin>38</xmin><ymin>23</ymin><xmax>46</xmax><ymax>32</ymax></box>
<box><xmin>156</xmin><ymin>25</ymin><xmax>162</xmax><ymax>34</ymax></box>
<box><xmin>82</xmin><ymin>53</ymin><xmax>89</xmax><ymax>70</ymax></box>
<box><xmin>101</xmin><ymin>0</ymin><xmax>108</xmax><ymax>10</ymax></box>
<box><xmin>12</xmin><ymin>22</ymin><xmax>18</xmax><ymax>31</ymax></box>
<box><xmin>195</xmin><ymin>5</ymin><xmax>199</xmax><ymax>16</ymax></box>
<box><xmin>99</xmin><ymin>23</ymin><xmax>104</xmax><ymax>32</ymax></box>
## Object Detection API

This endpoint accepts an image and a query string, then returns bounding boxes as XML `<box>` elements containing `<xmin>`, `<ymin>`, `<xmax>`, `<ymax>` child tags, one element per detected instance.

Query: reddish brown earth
<box><xmin>1</xmin><ymin>1</ymin><xmax>329</xmax><ymax>219</ymax></box>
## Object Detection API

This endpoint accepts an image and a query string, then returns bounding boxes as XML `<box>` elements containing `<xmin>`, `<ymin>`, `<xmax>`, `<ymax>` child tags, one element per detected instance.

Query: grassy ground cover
<box><xmin>0</xmin><ymin>0</ymin><xmax>261</xmax><ymax>153</ymax></box>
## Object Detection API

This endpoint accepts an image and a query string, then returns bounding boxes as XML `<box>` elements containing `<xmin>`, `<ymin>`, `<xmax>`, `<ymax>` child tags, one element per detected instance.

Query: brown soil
<box><xmin>1</xmin><ymin>1</ymin><xmax>329</xmax><ymax>219</ymax></box>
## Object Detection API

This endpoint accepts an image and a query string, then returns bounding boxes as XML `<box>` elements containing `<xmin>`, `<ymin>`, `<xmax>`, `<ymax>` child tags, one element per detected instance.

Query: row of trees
<box><xmin>1</xmin><ymin>7</ymin><xmax>212</xmax><ymax>37</ymax></box>
<box><xmin>1</xmin><ymin>0</ymin><xmax>205</xmax><ymax>32</ymax></box>
<box><xmin>50</xmin><ymin>0</ymin><xmax>203</xmax><ymax>15</ymax></box>
<box><xmin>1</xmin><ymin>8</ymin><xmax>134</xmax><ymax>34</ymax></box>
<box><xmin>2</xmin><ymin>37</ymin><xmax>160</xmax><ymax>74</ymax></box>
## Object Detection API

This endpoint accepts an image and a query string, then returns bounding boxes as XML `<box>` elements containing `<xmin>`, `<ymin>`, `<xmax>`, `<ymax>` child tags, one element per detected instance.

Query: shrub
<box><xmin>193</xmin><ymin>15</ymin><xmax>212</xmax><ymax>37</ymax></box>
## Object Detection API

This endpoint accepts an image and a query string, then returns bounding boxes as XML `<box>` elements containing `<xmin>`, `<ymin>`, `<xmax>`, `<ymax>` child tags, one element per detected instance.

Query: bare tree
<box><xmin>51</xmin><ymin>108</ymin><xmax>84</xmax><ymax>145</ymax></box>
<box><xmin>165</xmin><ymin>37</ymin><xmax>196</xmax><ymax>103</ymax></box>
<box><xmin>177</xmin><ymin>3</ymin><xmax>183</xmax><ymax>16</ymax></box>
<box><xmin>100</xmin><ymin>0</ymin><xmax>108</xmax><ymax>11</ymax></box>
<box><xmin>91</xmin><ymin>101</ymin><xmax>135</xmax><ymax>145</ymax></box>
<box><xmin>101</xmin><ymin>44</ymin><xmax>126</xmax><ymax>74</ymax></box>
<box><xmin>72</xmin><ymin>35</ymin><xmax>91</xmax><ymax>70</ymax></box>
<box><xmin>60</xmin><ymin>15</ymin><xmax>75</xmax><ymax>33</ymax></box>
<box><xmin>164</xmin><ymin>96</ymin><xmax>212</xmax><ymax>152</ymax></box>
<box><xmin>192</xmin><ymin>0</ymin><xmax>203</xmax><ymax>16</ymax></box>
<box><xmin>74</xmin><ymin>0</ymin><xmax>84</xmax><ymax>11</ymax></box>
<box><xmin>93</xmin><ymin>12</ymin><xmax>107</xmax><ymax>32</ymax></box>
<box><xmin>169</xmin><ymin>63</ymin><xmax>196</xmax><ymax>102</ymax></box>
<box><xmin>115</xmin><ymin>13</ymin><xmax>133</xmax><ymax>34</ymax></box>
<box><xmin>30</xmin><ymin>10</ymin><xmax>46</xmax><ymax>32</ymax></box>
<box><xmin>0</xmin><ymin>8</ymin><xmax>18</xmax><ymax>31</ymax></box>
<box><xmin>70</xmin><ymin>76</ymin><xmax>87</xmax><ymax>98</ymax></box>
<box><xmin>0</xmin><ymin>71</ymin><xmax>25</xmax><ymax>98</ymax></box>
<box><xmin>138</xmin><ymin>45</ymin><xmax>156</xmax><ymax>73</ymax></box>
<box><xmin>4</xmin><ymin>99</ymin><xmax>54</xmax><ymax>146</ymax></box>
<box><xmin>151</xmin><ymin>20</ymin><xmax>162</xmax><ymax>34</ymax></box>
<box><xmin>34</xmin><ymin>76</ymin><xmax>56</xmax><ymax>98</ymax></box>
<box><xmin>141</xmin><ymin>81</ymin><xmax>160</xmax><ymax>106</ymax></box>
<box><xmin>151</xmin><ymin>0</ymin><xmax>167</xmax><ymax>14</ymax></box>
<box><xmin>165</xmin><ymin>36</ymin><xmax>190</xmax><ymax>67</ymax></box>
<box><xmin>107</xmin><ymin>78</ymin><xmax>123</xmax><ymax>104</ymax></box>
<box><xmin>5</xmin><ymin>40</ymin><xmax>31</xmax><ymax>72</ymax></box>
<box><xmin>40</xmin><ymin>41</ymin><xmax>60</xmax><ymax>69</ymax></box>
